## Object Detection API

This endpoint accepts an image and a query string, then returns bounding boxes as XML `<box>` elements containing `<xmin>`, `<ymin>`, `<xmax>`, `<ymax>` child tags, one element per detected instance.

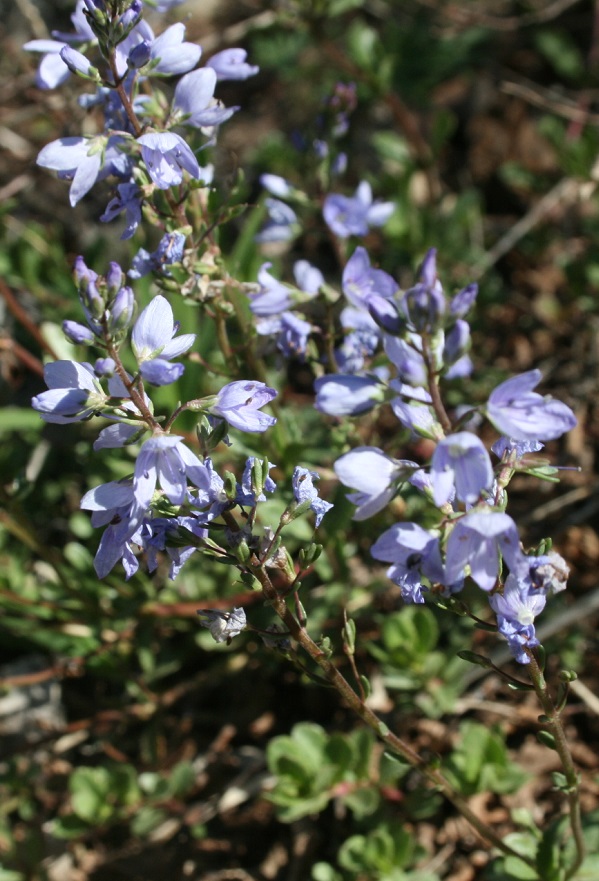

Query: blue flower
<box><xmin>32</xmin><ymin>360</ymin><xmax>107</xmax><ymax>423</ymax></box>
<box><xmin>206</xmin><ymin>48</ymin><xmax>259</xmax><ymax>81</ymax></box>
<box><xmin>371</xmin><ymin>522</ymin><xmax>445</xmax><ymax>604</ymax></box>
<box><xmin>197</xmin><ymin>607</ymin><xmax>247</xmax><ymax>643</ymax></box>
<box><xmin>129</xmin><ymin>231</ymin><xmax>186</xmax><ymax>279</ymax></box>
<box><xmin>24</xmin><ymin>1</ymin><xmax>95</xmax><ymax>89</ymax></box>
<box><xmin>292</xmin><ymin>466</ymin><xmax>333</xmax><ymax>527</ymax></box>
<box><xmin>127</xmin><ymin>435</ymin><xmax>211</xmax><ymax>536</ymax></box>
<box><xmin>115</xmin><ymin>21</ymin><xmax>200</xmax><ymax>78</ymax></box>
<box><xmin>489</xmin><ymin>573</ymin><xmax>546</xmax><ymax>663</ymax></box>
<box><xmin>173</xmin><ymin>68</ymin><xmax>236</xmax><ymax>128</ymax></box>
<box><xmin>100</xmin><ymin>183</ymin><xmax>143</xmax><ymax>239</ymax></box>
<box><xmin>260</xmin><ymin>174</ymin><xmax>293</xmax><ymax>198</ymax></box>
<box><xmin>255</xmin><ymin>199</ymin><xmax>299</xmax><ymax>243</ymax></box>
<box><xmin>132</xmin><ymin>295</ymin><xmax>195</xmax><ymax>386</ymax></box>
<box><xmin>323</xmin><ymin>182</ymin><xmax>394</xmax><ymax>238</ymax></box>
<box><xmin>335</xmin><ymin>309</ymin><xmax>380</xmax><ymax>373</ymax></box>
<box><xmin>445</xmin><ymin>510</ymin><xmax>524</xmax><ymax>591</ymax></box>
<box><xmin>80</xmin><ymin>479</ymin><xmax>142</xmax><ymax>579</ymax></box>
<box><xmin>210</xmin><ymin>381</ymin><xmax>277</xmax><ymax>433</ymax></box>
<box><xmin>334</xmin><ymin>447</ymin><xmax>420</xmax><ymax>520</ymax></box>
<box><xmin>138</xmin><ymin>132</ymin><xmax>201</xmax><ymax>189</ymax></box>
<box><xmin>314</xmin><ymin>374</ymin><xmax>386</xmax><ymax>416</ymax></box>
<box><xmin>36</xmin><ymin>136</ymin><xmax>104</xmax><ymax>206</ymax></box>
<box><xmin>146</xmin><ymin>22</ymin><xmax>201</xmax><ymax>75</ymax></box>
<box><xmin>342</xmin><ymin>247</ymin><xmax>397</xmax><ymax>309</ymax></box>
<box><xmin>236</xmin><ymin>457</ymin><xmax>277</xmax><ymax>506</ymax></box>
<box><xmin>250</xmin><ymin>264</ymin><xmax>293</xmax><ymax>316</ymax></box>
<box><xmin>293</xmin><ymin>260</ymin><xmax>324</xmax><ymax>294</ymax></box>
<box><xmin>399</xmin><ymin>248</ymin><xmax>446</xmax><ymax>334</ymax></box>
<box><xmin>257</xmin><ymin>312</ymin><xmax>312</xmax><ymax>360</ymax></box>
<box><xmin>486</xmin><ymin>369</ymin><xmax>577</xmax><ymax>441</ymax></box>
<box><xmin>430</xmin><ymin>432</ymin><xmax>493</xmax><ymax>507</ymax></box>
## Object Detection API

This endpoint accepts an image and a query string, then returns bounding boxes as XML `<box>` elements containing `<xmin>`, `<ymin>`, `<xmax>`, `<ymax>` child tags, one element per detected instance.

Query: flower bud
<box><xmin>127</xmin><ymin>40</ymin><xmax>151</xmax><ymax>70</ymax></box>
<box><xmin>60</xmin><ymin>46</ymin><xmax>98</xmax><ymax>80</ymax></box>
<box><xmin>443</xmin><ymin>319</ymin><xmax>470</xmax><ymax>366</ymax></box>
<box><xmin>108</xmin><ymin>285</ymin><xmax>135</xmax><ymax>332</ymax></box>
<box><xmin>105</xmin><ymin>262</ymin><xmax>124</xmax><ymax>297</ymax></box>
<box><xmin>63</xmin><ymin>320</ymin><xmax>95</xmax><ymax>344</ymax></box>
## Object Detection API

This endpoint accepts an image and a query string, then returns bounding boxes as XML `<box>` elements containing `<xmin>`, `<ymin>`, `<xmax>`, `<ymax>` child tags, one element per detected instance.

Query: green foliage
<box><xmin>313</xmin><ymin>823</ymin><xmax>441</xmax><ymax>881</ymax></box>
<box><xmin>266</xmin><ymin>722</ymin><xmax>384</xmax><ymax>821</ymax></box>
<box><xmin>366</xmin><ymin>606</ymin><xmax>472</xmax><ymax>716</ymax></box>
<box><xmin>443</xmin><ymin>721</ymin><xmax>528</xmax><ymax>797</ymax></box>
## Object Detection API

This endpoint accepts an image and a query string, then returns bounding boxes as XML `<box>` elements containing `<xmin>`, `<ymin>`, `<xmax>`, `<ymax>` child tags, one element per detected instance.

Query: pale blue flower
<box><xmin>445</xmin><ymin>510</ymin><xmax>524</xmax><ymax>591</ymax></box>
<box><xmin>334</xmin><ymin>447</ymin><xmax>420</xmax><ymax>520</ymax></box>
<box><xmin>430</xmin><ymin>432</ymin><xmax>493</xmax><ymax>506</ymax></box>
<box><xmin>486</xmin><ymin>369</ymin><xmax>577</xmax><ymax>441</ymax></box>
<box><xmin>32</xmin><ymin>360</ymin><xmax>107</xmax><ymax>423</ymax></box>
<box><xmin>210</xmin><ymin>381</ymin><xmax>277</xmax><ymax>432</ymax></box>
<box><xmin>132</xmin><ymin>295</ymin><xmax>195</xmax><ymax>385</ymax></box>
<box><xmin>292</xmin><ymin>466</ymin><xmax>333</xmax><ymax>527</ymax></box>
<box><xmin>197</xmin><ymin>608</ymin><xmax>247</xmax><ymax>643</ymax></box>
<box><xmin>314</xmin><ymin>374</ymin><xmax>386</xmax><ymax>416</ymax></box>
<box><xmin>206</xmin><ymin>48</ymin><xmax>259</xmax><ymax>80</ymax></box>
<box><xmin>173</xmin><ymin>68</ymin><xmax>235</xmax><ymax>128</ymax></box>
<box><xmin>323</xmin><ymin>182</ymin><xmax>394</xmax><ymax>238</ymax></box>
<box><xmin>371</xmin><ymin>522</ymin><xmax>445</xmax><ymax>604</ymax></box>
<box><xmin>342</xmin><ymin>247</ymin><xmax>397</xmax><ymax>309</ymax></box>
<box><xmin>138</xmin><ymin>132</ymin><xmax>201</xmax><ymax>189</ymax></box>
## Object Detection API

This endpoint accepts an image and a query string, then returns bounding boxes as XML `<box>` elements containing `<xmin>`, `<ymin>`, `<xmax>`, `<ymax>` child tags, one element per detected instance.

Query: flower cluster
<box><xmin>243</xmin><ymin>235</ymin><xmax>576</xmax><ymax>663</ymax></box>
<box><xmin>26</xmin><ymin>2</ymin><xmax>577</xmax><ymax>669</ymax></box>
<box><xmin>27</xmin><ymin>0</ymin><xmax>259</xmax><ymax>225</ymax></box>
<box><xmin>322</xmin><ymin>252</ymin><xmax>577</xmax><ymax>663</ymax></box>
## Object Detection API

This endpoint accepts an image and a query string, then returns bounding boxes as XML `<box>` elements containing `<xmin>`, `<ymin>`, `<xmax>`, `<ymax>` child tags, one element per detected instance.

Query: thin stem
<box><xmin>252</xmin><ymin>561</ymin><xmax>537</xmax><ymax>870</ymax></box>
<box><xmin>104</xmin><ymin>336</ymin><xmax>161</xmax><ymax>431</ymax></box>
<box><xmin>106</xmin><ymin>55</ymin><xmax>143</xmax><ymax>137</ymax></box>
<box><xmin>527</xmin><ymin>652</ymin><xmax>585</xmax><ymax>879</ymax></box>
<box><xmin>421</xmin><ymin>335</ymin><xmax>452</xmax><ymax>434</ymax></box>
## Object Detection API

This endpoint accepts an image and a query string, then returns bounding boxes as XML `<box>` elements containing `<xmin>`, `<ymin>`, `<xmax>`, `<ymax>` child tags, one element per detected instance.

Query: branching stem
<box><xmin>252</xmin><ymin>561</ymin><xmax>537</xmax><ymax>871</ymax></box>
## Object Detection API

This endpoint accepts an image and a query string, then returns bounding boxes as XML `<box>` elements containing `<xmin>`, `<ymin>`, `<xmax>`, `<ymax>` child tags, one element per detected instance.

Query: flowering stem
<box><xmin>526</xmin><ymin>652</ymin><xmax>585</xmax><ymax>879</ymax></box>
<box><xmin>251</xmin><ymin>560</ymin><xmax>537</xmax><ymax>870</ymax></box>
<box><xmin>106</xmin><ymin>53</ymin><xmax>143</xmax><ymax>137</ymax></box>
<box><xmin>421</xmin><ymin>335</ymin><xmax>452</xmax><ymax>435</ymax></box>
<box><xmin>104</xmin><ymin>337</ymin><xmax>161</xmax><ymax>431</ymax></box>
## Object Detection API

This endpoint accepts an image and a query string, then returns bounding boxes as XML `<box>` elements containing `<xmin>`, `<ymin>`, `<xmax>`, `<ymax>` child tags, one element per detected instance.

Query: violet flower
<box><xmin>32</xmin><ymin>361</ymin><xmax>107</xmax><ymax>424</ymax></box>
<box><xmin>173</xmin><ymin>68</ymin><xmax>236</xmax><ymax>128</ymax></box>
<box><xmin>209</xmin><ymin>381</ymin><xmax>277</xmax><ymax>433</ymax></box>
<box><xmin>138</xmin><ymin>132</ymin><xmax>201</xmax><ymax>189</ymax></box>
<box><xmin>206</xmin><ymin>48</ymin><xmax>259</xmax><ymax>81</ymax></box>
<box><xmin>292</xmin><ymin>466</ymin><xmax>333</xmax><ymax>527</ymax></box>
<box><xmin>314</xmin><ymin>374</ymin><xmax>386</xmax><ymax>416</ymax></box>
<box><xmin>371</xmin><ymin>522</ymin><xmax>445</xmax><ymax>604</ymax></box>
<box><xmin>445</xmin><ymin>510</ymin><xmax>525</xmax><ymax>591</ymax></box>
<box><xmin>132</xmin><ymin>295</ymin><xmax>195</xmax><ymax>386</ymax></box>
<box><xmin>342</xmin><ymin>247</ymin><xmax>397</xmax><ymax>309</ymax></box>
<box><xmin>323</xmin><ymin>182</ymin><xmax>394</xmax><ymax>238</ymax></box>
<box><xmin>486</xmin><ymin>369</ymin><xmax>577</xmax><ymax>442</ymax></box>
<box><xmin>334</xmin><ymin>447</ymin><xmax>420</xmax><ymax>520</ymax></box>
<box><xmin>430</xmin><ymin>432</ymin><xmax>493</xmax><ymax>507</ymax></box>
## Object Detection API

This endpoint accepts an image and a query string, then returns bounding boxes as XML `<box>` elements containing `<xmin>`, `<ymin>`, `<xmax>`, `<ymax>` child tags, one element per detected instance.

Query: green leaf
<box><xmin>167</xmin><ymin>761</ymin><xmax>196</xmax><ymax>798</ymax></box>
<box><xmin>70</xmin><ymin>767</ymin><xmax>114</xmax><ymax>824</ymax></box>
<box><xmin>537</xmin><ymin>730</ymin><xmax>558</xmax><ymax>751</ymax></box>
<box><xmin>311</xmin><ymin>862</ymin><xmax>342</xmax><ymax>881</ymax></box>
<box><xmin>534</xmin><ymin>29</ymin><xmax>584</xmax><ymax>80</ymax></box>
<box><xmin>130</xmin><ymin>807</ymin><xmax>168</xmax><ymax>838</ymax></box>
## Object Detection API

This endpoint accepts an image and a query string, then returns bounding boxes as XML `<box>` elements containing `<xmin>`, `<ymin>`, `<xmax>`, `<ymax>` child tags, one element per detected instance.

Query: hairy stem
<box><xmin>527</xmin><ymin>652</ymin><xmax>585</xmax><ymax>879</ymax></box>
